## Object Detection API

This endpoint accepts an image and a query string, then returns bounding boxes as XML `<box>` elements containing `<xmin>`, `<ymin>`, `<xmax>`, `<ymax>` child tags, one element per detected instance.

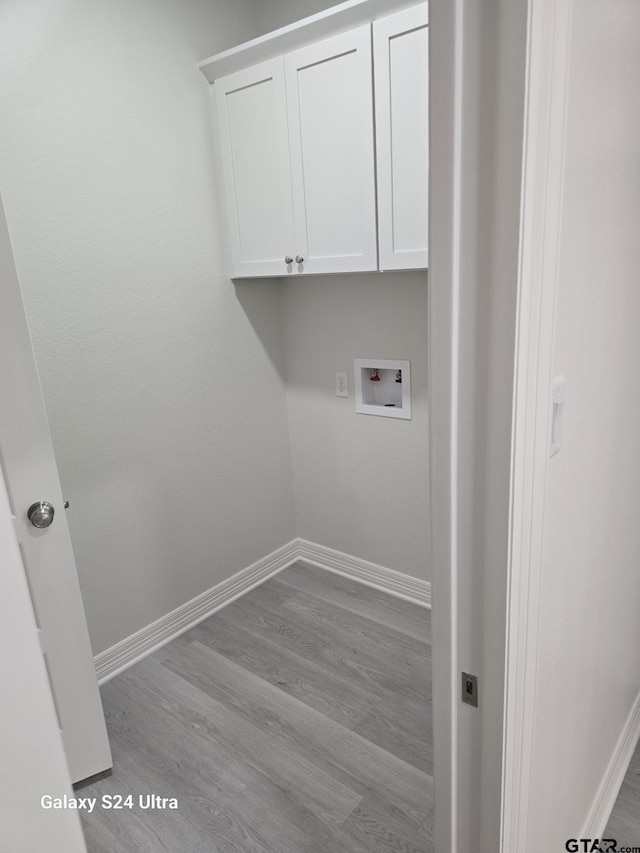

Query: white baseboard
<box><xmin>295</xmin><ymin>538</ymin><xmax>431</xmax><ymax>607</ymax></box>
<box><xmin>94</xmin><ymin>540</ymin><xmax>300</xmax><ymax>684</ymax></box>
<box><xmin>94</xmin><ymin>538</ymin><xmax>431</xmax><ymax>684</ymax></box>
<box><xmin>581</xmin><ymin>689</ymin><xmax>640</xmax><ymax>837</ymax></box>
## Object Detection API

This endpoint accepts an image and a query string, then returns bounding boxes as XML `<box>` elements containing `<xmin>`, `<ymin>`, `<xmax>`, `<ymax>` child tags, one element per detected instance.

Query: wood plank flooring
<box><xmin>605</xmin><ymin>738</ymin><xmax>640</xmax><ymax>846</ymax></box>
<box><xmin>79</xmin><ymin>563</ymin><xmax>433</xmax><ymax>852</ymax></box>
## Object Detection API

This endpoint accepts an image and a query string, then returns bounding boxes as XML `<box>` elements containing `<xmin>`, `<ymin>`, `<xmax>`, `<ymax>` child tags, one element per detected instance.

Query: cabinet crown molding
<box><xmin>198</xmin><ymin>0</ymin><xmax>428</xmax><ymax>83</ymax></box>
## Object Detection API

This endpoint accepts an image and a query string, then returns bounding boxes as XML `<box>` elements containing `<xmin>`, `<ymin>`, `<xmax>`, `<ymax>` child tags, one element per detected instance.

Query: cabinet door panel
<box><xmin>285</xmin><ymin>26</ymin><xmax>378</xmax><ymax>275</ymax></box>
<box><xmin>374</xmin><ymin>5</ymin><xmax>429</xmax><ymax>270</ymax></box>
<box><xmin>216</xmin><ymin>59</ymin><xmax>296</xmax><ymax>278</ymax></box>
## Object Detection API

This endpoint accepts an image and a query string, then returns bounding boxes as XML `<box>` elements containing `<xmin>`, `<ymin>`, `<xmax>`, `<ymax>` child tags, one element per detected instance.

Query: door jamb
<box><xmin>429</xmin><ymin>1</ymin><xmax>464</xmax><ymax>849</ymax></box>
<box><xmin>500</xmin><ymin>0</ymin><xmax>574</xmax><ymax>847</ymax></box>
<box><xmin>430</xmin><ymin>0</ymin><xmax>574</xmax><ymax>848</ymax></box>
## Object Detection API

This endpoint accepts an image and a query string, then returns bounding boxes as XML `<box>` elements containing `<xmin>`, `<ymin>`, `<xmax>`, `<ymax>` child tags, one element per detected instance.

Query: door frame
<box><xmin>428</xmin><ymin>2</ymin><xmax>463</xmax><ymax>848</ymax></box>
<box><xmin>430</xmin><ymin>0</ymin><xmax>564</xmax><ymax>849</ymax></box>
<box><xmin>500</xmin><ymin>0</ymin><xmax>574</xmax><ymax>848</ymax></box>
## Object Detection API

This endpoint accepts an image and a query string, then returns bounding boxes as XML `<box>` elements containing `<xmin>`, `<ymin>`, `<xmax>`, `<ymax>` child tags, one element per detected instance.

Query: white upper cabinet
<box><xmin>203</xmin><ymin>1</ymin><xmax>428</xmax><ymax>278</ymax></box>
<box><xmin>215</xmin><ymin>59</ymin><xmax>296</xmax><ymax>278</ymax></box>
<box><xmin>374</xmin><ymin>4</ymin><xmax>429</xmax><ymax>270</ymax></box>
<box><xmin>284</xmin><ymin>26</ymin><xmax>377</xmax><ymax>275</ymax></box>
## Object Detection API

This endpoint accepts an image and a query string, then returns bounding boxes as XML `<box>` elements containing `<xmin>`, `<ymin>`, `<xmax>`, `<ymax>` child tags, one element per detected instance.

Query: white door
<box><xmin>284</xmin><ymin>25</ymin><xmax>378</xmax><ymax>275</ymax></box>
<box><xmin>0</xmin><ymin>465</ymin><xmax>87</xmax><ymax>852</ymax></box>
<box><xmin>374</xmin><ymin>4</ymin><xmax>429</xmax><ymax>271</ymax></box>
<box><xmin>0</xmin><ymin>196</ymin><xmax>112</xmax><ymax>784</ymax></box>
<box><xmin>216</xmin><ymin>57</ymin><xmax>297</xmax><ymax>278</ymax></box>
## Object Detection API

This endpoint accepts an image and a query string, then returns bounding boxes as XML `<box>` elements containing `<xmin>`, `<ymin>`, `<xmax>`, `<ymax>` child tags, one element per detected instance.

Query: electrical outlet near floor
<box><xmin>335</xmin><ymin>371</ymin><xmax>349</xmax><ymax>397</ymax></box>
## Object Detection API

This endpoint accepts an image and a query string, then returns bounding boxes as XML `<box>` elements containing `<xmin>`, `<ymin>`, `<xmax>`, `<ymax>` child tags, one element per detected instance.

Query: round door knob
<box><xmin>27</xmin><ymin>501</ymin><xmax>55</xmax><ymax>529</ymax></box>
<box><xmin>285</xmin><ymin>256</ymin><xmax>293</xmax><ymax>264</ymax></box>
<box><xmin>295</xmin><ymin>255</ymin><xmax>304</xmax><ymax>264</ymax></box>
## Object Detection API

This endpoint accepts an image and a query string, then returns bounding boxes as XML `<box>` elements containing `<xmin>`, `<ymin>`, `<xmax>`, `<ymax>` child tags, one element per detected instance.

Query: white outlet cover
<box><xmin>335</xmin><ymin>372</ymin><xmax>349</xmax><ymax>398</ymax></box>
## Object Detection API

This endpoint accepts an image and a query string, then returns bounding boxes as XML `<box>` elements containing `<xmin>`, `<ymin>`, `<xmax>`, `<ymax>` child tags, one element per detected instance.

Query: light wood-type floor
<box><xmin>80</xmin><ymin>562</ymin><xmax>433</xmax><ymax>852</ymax></box>
<box><xmin>605</xmin><ymin>739</ymin><xmax>640</xmax><ymax>846</ymax></box>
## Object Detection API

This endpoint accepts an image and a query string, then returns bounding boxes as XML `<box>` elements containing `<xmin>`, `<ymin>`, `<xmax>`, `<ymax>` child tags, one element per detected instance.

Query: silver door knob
<box><xmin>27</xmin><ymin>501</ymin><xmax>55</xmax><ymax>529</ymax></box>
<box><xmin>285</xmin><ymin>256</ymin><xmax>293</xmax><ymax>264</ymax></box>
<box><xmin>295</xmin><ymin>255</ymin><xmax>304</xmax><ymax>264</ymax></box>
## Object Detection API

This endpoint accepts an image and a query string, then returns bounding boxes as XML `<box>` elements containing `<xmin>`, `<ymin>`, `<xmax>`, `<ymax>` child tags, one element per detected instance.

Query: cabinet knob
<box><xmin>285</xmin><ymin>256</ymin><xmax>293</xmax><ymax>264</ymax></box>
<box><xmin>295</xmin><ymin>255</ymin><xmax>304</xmax><ymax>264</ymax></box>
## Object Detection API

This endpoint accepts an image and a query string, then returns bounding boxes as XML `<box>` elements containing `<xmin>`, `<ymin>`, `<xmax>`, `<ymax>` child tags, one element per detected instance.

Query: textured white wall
<box><xmin>528</xmin><ymin>2</ymin><xmax>640</xmax><ymax>845</ymax></box>
<box><xmin>282</xmin><ymin>272</ymin><xmax>429</xmax><ymax>581</ymax></box>
<box><xmin>0</xmin><ymin>0</ymin><xmax>297</xmax><ymax>655</ymax></box>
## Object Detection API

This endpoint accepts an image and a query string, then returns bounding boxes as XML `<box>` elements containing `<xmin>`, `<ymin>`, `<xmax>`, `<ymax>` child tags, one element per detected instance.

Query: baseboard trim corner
<box><xmin>295</xmin><ymin>538</ymin><xmax>431</xmax><ymax>608</ymax></box>
<box><xmin>94</xmin><ymin>538</ymin><xmax>430</xmax><ymax>684</ymax></box>
<box><xmin>94</xmin><ymin>539</ymin><xmax>300</xmax><ymax>685</ymax></box>
<box><xmin>581</xmin><ymin>689</ymin><xmax>640</xmax><ymax>837</ymax></box>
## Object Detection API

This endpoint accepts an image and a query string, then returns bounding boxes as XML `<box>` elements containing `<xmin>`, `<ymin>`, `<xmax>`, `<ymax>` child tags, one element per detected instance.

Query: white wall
<box><xmin>282</xmin><ymin>272</ymin><xmax>429</xmax><ymax>581</ymax></box>
<box><xmin>527</xmin><ymin>1</ymin><xmax>640</xmax><ymax>846</ymax></box>
<box><xmin>257</xmin><ymin>0</ymin><xmax>344</xmax><ymax>32</ymax></box>
<box><xmin>0</xmin><ymin>0</ymin><xmax>297</xmax><ymax>656</ymax></box>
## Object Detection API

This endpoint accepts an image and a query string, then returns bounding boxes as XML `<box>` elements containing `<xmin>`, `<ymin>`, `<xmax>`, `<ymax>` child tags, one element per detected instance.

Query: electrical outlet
<box><xmin>335</xmin><ymin>372</ymin><xmax>348</xmax><ymax>397</ymax></box>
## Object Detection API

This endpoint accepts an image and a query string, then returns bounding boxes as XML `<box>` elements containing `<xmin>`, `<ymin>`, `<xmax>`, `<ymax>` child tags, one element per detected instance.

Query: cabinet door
<box><xmin>216</xmin><ymin>58</ymin><xmax>296</xmax><ymax>278</ymax></box>
<box><xmin>374</xmin><ymin>4</ymin><xmax>429</xmax><ymax>270</ymax></box>
<box><xmin>284</xmin><ymin>26</ymin><xmax>378</xmax><ymax>275</ymax></box>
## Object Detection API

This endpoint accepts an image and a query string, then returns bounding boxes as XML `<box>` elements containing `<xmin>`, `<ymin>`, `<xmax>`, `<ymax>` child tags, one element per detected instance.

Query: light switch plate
<box><xmin>550</xmin><ymin>376</ymin><xmax>565</xmax><ymax>457</ymax></box>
